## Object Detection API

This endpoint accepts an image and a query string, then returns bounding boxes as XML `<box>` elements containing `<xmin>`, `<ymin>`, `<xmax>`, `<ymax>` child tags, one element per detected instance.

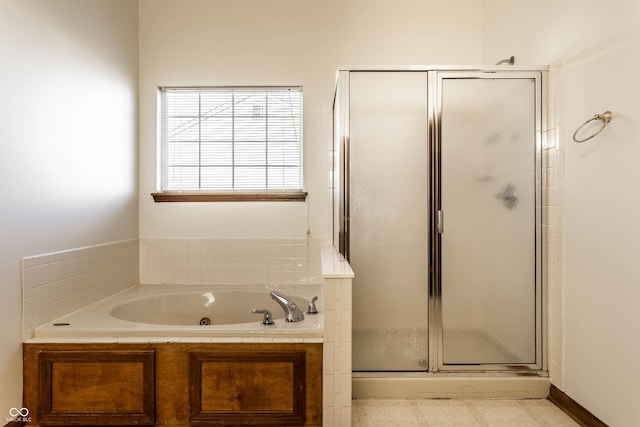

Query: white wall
<box><xmin>562</xmin><ymin>30</ymin><xmax>640</xmax><ymax>427</ymax></box>
<box><xmin>0</xmin><ymin>0</ymin><xmax>138</xmax><ymax>412</ymax></box>
<box><xmin>482</xmin><ymin>0</ymin><xmax>640</xmax><ymax>66</ymax></box>
<box><xmin>483</xmin><ymin>2</ymin><xmax>640</xmax><ymax>426</ymax></box>
<box><xmin>138</xmin><ymin>0</ymin><xmax>484</xmax><ymax>240</ymax></box>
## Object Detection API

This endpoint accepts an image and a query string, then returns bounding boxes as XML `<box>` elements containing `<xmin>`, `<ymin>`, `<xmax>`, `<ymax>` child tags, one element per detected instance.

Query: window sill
<box><xmin>151</xmin><ymin>191</ymin><xmax>308</xmax><ymax>203</ymax></box>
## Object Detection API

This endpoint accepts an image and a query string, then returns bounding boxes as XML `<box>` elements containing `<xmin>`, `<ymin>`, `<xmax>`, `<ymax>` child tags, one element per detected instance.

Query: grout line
<box><xmin>519</xmin><ymin>400</ymin><xmax>552</xmax><ymax>426</ymax></box>
<box><xmin>464</xmin><ymin>400</ymin><xmax>490</xmax><ymax>427</ymax></box>
<box><xmin>352</xmin><ymin>403</ymin><xmax>368</xmax><ymax>427</ymax></box>
<box><xmin>409</xmin><ymin>400</ymin><xmax>431</xmax><ymax>427</ymax></box>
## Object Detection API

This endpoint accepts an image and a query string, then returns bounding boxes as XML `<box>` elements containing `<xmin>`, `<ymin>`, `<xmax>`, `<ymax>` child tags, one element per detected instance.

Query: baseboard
<box><xmin>548</xmin><ymin>384</ymin><xmax>608</xmax><ymax>427</ymax></box>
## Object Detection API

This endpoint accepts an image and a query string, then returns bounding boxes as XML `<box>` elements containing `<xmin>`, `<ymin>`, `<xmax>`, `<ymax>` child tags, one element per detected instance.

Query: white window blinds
<box><xmin>161</xmin><ymin>87</ymin><xmax>302</xmax><ymax>191</ymax></box>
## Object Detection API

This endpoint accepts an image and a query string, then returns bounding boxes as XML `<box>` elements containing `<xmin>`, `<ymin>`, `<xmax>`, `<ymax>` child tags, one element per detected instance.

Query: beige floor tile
<box><xmin>366</xmin><ymin>419</ymin><xmax>424</xmax><ymax>427</ymax></box>
<box><xmin>363</xmin><ymin>405</ymin><xmax>417</xmax><ymax>419</ymax></box>
<box><xmin>352</xmin><ymin>398</ymin><xmax>579</xmax><ymax>427</ymax></box>
<box><xmin>522</xmin><ymin>400</ymin><xmax>580</xmax><ymax>426</ymax></box>
<box><xmin>474</xmin><ymin>408</ymin><xmax>541</xmax><ymax>426</ymax></box>
<box><xmin>418</xmin><ymin>407</ymin><xmax>482</xmax><ymax>426</ymax></box>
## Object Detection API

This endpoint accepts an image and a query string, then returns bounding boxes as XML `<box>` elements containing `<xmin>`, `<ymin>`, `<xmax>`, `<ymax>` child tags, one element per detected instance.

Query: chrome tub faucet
<box><xmin>270</xmin><ymin>291</ymin><xmax>305</xmax><ymax>322</ymax></box>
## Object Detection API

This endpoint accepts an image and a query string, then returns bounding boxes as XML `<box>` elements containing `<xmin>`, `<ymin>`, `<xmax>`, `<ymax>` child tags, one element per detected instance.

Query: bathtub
<box><xmin>33</xmin><ymin>284</ymin><xmax>323</xmax><ymax>340</ymax></box>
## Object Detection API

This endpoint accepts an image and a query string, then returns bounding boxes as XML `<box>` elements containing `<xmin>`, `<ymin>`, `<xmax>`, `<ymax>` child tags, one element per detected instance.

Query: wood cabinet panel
<box><xmin>190</xmin><ymin>351</ymin><xmax>306</xmax><ymax>425</ymax></box>
<box><xmin>201</xmin><ymin>361</ymin><xmax>295</xmax><ymax>411</ymax></box>
<box><xmin>23</xmin><ymin>343</ymin><xmax>322</xmax><ymax>426</ymax></box>
<box><xmin>38</xmin><ymin>350</ymin><xmax>155</xmax><ymax>425</ymax></box>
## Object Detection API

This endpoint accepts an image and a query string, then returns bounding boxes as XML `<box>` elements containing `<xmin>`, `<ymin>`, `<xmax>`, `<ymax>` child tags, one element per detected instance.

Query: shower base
<box><xmin>353</xmin><ymin>372</ymin><xmax>550</xmax><ymax>399</ymax></box>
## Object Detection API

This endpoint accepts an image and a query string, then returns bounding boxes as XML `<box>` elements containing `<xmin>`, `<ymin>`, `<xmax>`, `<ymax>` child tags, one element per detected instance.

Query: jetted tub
<box><xmin>33</xmin><ymin>284</ymin><xmax>323</xmax><ymax>339</ymax></box>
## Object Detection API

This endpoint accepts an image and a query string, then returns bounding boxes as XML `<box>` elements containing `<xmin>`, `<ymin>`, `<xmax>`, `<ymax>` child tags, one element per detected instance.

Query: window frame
<box><xmin>152</xmin><ymin>86</ymin><xmax>306</xmax><ymax>203</ymax></box>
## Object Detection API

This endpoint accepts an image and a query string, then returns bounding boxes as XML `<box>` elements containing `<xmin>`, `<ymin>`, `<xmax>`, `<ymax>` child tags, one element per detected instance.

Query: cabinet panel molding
<box><xmin>38</xmin><ymin>350</ymin><xmax>155</xmax><ymax>426</ymax></box>
<box><xmin>190</xmin><ymin>350</ymin><xmax>306</xmax><ymax>426</ymax></box>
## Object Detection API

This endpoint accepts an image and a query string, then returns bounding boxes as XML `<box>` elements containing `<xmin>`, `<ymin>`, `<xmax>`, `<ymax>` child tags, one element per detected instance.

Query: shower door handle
<box><xmin>437</xmin><ymin>210</ymin><xmax>444</xmax><ymax>234</ymax></box>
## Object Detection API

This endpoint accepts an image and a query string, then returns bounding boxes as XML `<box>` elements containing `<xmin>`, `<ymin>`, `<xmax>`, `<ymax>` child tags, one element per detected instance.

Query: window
<box><xmin>153</xmin><ymin>86</ymin><xmax>305</xmax><ymax>202</ymax></box>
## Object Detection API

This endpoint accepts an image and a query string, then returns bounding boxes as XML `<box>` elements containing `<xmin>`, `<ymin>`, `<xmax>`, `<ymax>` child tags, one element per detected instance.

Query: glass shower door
<box><xmin>437</xmin><ymin>73</ymin><xmax>542</xmax><ymax>368</ymax></box>
<box><xmin>349</xmin><ymin>71</ymin><xmax>429</xmax><ymax>371</ymax></box>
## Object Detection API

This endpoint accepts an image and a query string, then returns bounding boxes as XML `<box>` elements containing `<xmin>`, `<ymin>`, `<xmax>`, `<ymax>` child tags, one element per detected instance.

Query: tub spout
<box><xmin>270</xmin><ymin>291</ymin><xmax>304</xmax><ymax>322</ymax></box>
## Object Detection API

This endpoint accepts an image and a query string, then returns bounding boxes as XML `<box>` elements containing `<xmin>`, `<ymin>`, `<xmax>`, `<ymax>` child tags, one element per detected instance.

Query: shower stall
<box><xmin>332</xmin><ymin>67</ymin><xmax>547</xmax><ymax>392</ymax></box>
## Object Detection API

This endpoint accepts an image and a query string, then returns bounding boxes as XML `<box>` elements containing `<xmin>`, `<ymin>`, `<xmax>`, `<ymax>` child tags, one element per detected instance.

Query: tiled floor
<box><xmin>352</xmin><ymin>399</ymin><xmax>580</xmax><ymax>426</ymax></box>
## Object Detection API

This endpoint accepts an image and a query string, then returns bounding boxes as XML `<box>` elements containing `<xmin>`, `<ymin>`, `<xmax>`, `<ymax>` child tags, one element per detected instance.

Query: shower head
<box><xmin>495</xmin><ymin>56</ymin><xmax>515</xmax><ymax>66</ymax></box>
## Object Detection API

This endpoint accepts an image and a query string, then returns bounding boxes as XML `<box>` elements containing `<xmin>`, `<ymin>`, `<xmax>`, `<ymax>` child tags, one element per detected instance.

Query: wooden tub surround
<box><xmin>23</xmin><ymin>342</ymin><xmax>322</xmax><ymax>427</ymax></box>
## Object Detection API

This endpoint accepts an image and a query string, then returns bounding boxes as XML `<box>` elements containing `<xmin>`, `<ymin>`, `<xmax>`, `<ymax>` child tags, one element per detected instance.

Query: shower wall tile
<box><xmin>22</xmin><ymin>239</ymin><xmax>139</xmax><ymax>340</ymax></box>
<box><xmin>545</xmin><ymin>63</ymin><xmax>566</xmax><ymax>389</ymax></box>
<box><xmin>321</xmin><ymin>247</ymin><xmax>354</xmax><ymax>427</ymax></box>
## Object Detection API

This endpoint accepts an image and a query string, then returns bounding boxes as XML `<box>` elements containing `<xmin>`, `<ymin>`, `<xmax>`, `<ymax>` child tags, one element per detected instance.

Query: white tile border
<box><xmin>22</xmin><ymin>239</ymin><xmax>139</xmax><ymax>340</ymax></box>
<box><xmin>321</xmin><ymin>246</ymin><xmax>354</xmax><ymax>427</ymax></box>
<box><xmin>546</xmin><ymin>63</ymin><xmax>565</xmax><ymax>389</ymax></box>
<box><xmin>140</xmin><ymin>238</ymin><xmax>324</xmax><ymax>286</ymax></box>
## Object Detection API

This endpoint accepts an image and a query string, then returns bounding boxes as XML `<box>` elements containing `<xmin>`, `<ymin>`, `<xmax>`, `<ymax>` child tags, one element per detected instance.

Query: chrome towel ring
<box><xmin>572</xmin><ymin>111</ymin><xmax>613</xmax><ymax>143</ymax></box>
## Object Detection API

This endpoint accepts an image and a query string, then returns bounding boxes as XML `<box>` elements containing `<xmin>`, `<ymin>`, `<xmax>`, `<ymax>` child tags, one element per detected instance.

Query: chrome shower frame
<box><xmin>332</xmin><ymin>66</ymin><xmax>548</xmax><ymax>374</ymax></box>
<box><xmin>429</xmin><ymin>69</ymin><xmax>546</xmax><ymax>373</ymax></box>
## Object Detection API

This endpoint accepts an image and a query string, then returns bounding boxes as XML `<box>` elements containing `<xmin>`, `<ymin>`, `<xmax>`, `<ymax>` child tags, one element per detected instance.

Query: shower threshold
<box><xmin>352</xmin><ymin>372</ymin><xmax>550</xmax><ymax>399</ymax></box>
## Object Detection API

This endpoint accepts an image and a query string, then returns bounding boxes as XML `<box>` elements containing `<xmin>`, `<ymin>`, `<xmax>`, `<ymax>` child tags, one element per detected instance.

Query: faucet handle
<box><xmin>306</xmin><ymin>296</ymin><xmax>319</xmax><ymax>315</ymax></box>
<box><xmin>252</xmin><ymin>308</ymin><xmax>274</xmax><ymax>325</ymax></box>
